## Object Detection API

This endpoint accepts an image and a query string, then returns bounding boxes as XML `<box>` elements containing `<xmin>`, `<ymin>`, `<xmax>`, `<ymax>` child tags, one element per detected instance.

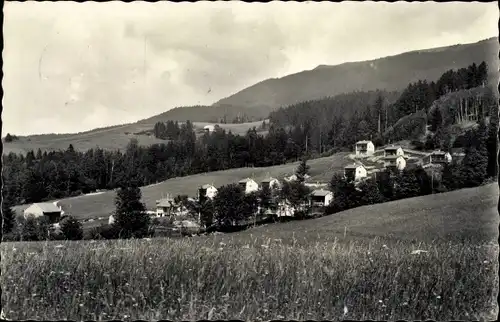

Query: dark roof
<box><xmin>384</xmin><ymin>155</ymin><xmax>405</xmax><ymax>160</ymax></box>
<box><xmin>261</xmin><ymin>177</ymin><xmax>277</xmax><ymax>183</ymax></box>
<box><xmin>356</xmin><ymin>140</ymin><xmax>373</xmax><ymax>144</ymax></box>
<box><xmin>385</xmin><ymin>146</ymin><xmax>402</xmax><ymax>151</ymax></box>
<box><xmin>344</xmin><ymin>164</ymin><xmax>364</xmax><ymax>169</ymax></box>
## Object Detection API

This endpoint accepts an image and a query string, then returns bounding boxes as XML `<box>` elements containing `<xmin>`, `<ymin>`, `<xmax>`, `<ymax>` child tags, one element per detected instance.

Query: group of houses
<box><xmin>22</xmin><ymin>140</ymin><xmax>462</xmax><ymax>227</ymax></box>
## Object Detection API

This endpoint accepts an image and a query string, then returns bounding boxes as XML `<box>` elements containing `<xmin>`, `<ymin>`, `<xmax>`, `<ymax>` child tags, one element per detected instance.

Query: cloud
<box><xmin>2</xmin><ymin>1</ymin><xmax>498</xmax><ymax>135</ymax></box>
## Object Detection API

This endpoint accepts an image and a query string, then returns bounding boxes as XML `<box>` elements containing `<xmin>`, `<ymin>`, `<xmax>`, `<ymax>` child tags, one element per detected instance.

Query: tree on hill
<box><xmin>393</xmin><ymin>170</ymin><xmax>421</xmax><ymax>200</ymax></box>
<box><xmin>327</xmin><ymin>173</ymin><xmax>357</xmax><ymax>213</ymax></box>
<box><xmin>279</xmin><ymin>180</ymin><xmax>311</xmax><ymax>212</ymax></box>
<box><xmin>295</xmin><ymin>158</ymin><xmax>310</xmax><ymax>183</ymax></box>
<box><xmin>60</xmin><ymin>215</ymin><xmax>83</xmax><ymax>240</ymax></box>
<box><xmin>357</xmin><ymin>179</ymin><xmax>384</xmax><ymax>206</ymax></box>
<box><xmin>258</xmin><ymin>185</ymin><xmax>274</xmax><ymax>215</ymax></box>
<box><xmin>113</xmin><ymin>186</ymin><xmax>150</xmax><ymax>238</ymax></box>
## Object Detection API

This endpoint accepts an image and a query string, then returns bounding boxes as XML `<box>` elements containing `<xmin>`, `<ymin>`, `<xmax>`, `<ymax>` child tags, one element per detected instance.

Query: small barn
<box><xmin>310</xmin><ymin>189</ymin><xmax>334</xmax><ymax>207</ymax></box>
<box><xmin>23</xmin><ymin>203</ymin><xmax>62</xmax><ymax>224</ymax></box>
<box><xmin>355</xmin><ymin>140</ymin><xmax>375</xmax><ymax>157</ymax></box>
<box><xmin>238</xmin><ymin>178</ymin><xmax>259</xmax><ymax>194</ymax></box>
<box><xmin>344</xmin><ymin>164</ymin><xmax>368</xmax><ymax>182</ymax></box>
<box><xmin>384</xmin><ymin>145</ymin><xmax>405</xmax><ymax>158</ymax></box>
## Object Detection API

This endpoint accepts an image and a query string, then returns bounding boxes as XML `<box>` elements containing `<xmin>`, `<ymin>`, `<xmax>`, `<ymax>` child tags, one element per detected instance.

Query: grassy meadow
<box><xmin>2</xmin><ymin>183</ymin><xmax>499</xmax><ymax>320</ymax></box>
<box><xmin>1</xmin><ymin>236</ymin><xmax>498</xmax><ymax>321</ymax></box>
<box><xmin>13</xmin><ymin>152</ymin><xmax>352</xmax><ymax>222</ymax></box>
<box><xmin>2</xmin><ymin>119</ymin><xmax>267</xmax><ymax>155</ymax></box>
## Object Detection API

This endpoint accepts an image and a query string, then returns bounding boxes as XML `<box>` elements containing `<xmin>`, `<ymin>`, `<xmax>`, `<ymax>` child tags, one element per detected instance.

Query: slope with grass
<box><xmin>2</xmin><ymin>184</ymin><xmax>498</xmax><ymax>321</ymax></box>
<box><xmin>2</xmin><ymin>120</ymin><xmax>267</xmax><ymax>155</ymax></box>
<box><xmin>12</xmin><ymin>152</ymin><xmax>352</xmax><ymax>221</ymax></box>
<box><xmin>221</xmin><ymin>183</ymin><xmax>499</xmax><ymax>245</ymax></box>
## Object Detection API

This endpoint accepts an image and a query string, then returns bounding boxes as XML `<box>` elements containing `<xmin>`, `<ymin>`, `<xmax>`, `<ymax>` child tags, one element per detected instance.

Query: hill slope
<box><xmin>12</xmin><ymin>152</ymin><xmax>353</xmax><ymax>221</ymax></box>
<box><xmin>213</xmin><ymin>183</ymin><xmax>499</xmax><ymax>245</ymax></box>
<box><xmin>214</xmin><ymin>37</ymin><xmax>499</xmax><ymax>115</ymax></box>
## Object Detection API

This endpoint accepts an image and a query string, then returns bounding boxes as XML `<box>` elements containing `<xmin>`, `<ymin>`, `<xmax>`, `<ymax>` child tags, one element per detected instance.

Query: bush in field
<box><xmin>16</xmin><ymin>215</ymin><xmax>54</xmax><ymax>241</ymax></box>
<box><xmin>60</xmin><ymin>216</ymin><xmax>83</xmax><ymax>240</ymax></box>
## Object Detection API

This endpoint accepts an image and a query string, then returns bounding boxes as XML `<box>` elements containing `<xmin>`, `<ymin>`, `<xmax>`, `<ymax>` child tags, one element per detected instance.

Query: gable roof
<box><xmin>344</xmin><ymin>163</ymin><xmax>365</xmax><ymax>170</ymax></box>
<box><xmin>261</xmin><ymin>177</ymin><xmax>278</xmax><ymax>183</ymax></box>
<box><xmin>200</xmin><ymin>184</ymin><xmax>216</xmax><ymax>189</ymax></box>
<box><xmin>26</xmin><ymin>203</ymin><xmax>61</xmax><ymax>213</ymax></box>
<box><xmin>356</xmin><ymin>140</ymin><xmax>373</xmax><ymax>144</ymax></box>
<box><xmin>310</xmin><ymin>189</ymin><xmax>332</xmax><ymax>197</ymax></box>
<box><xmin>385</xmin><ymin>145</ymin><xmax>402</xmax><ymax>151</ymax></box>
<box><xmin>431</xmin><ymin>150</ymin><xmax>449</xmax><ymax>156</ymax></box>
<box><xmin>239</xmin><ymin>178</ymin><xmax>255</xmax><ymax>184</ymax></box>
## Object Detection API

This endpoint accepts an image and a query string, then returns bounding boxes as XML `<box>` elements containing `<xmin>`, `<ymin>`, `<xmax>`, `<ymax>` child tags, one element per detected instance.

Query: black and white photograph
<box><xmin>1</xmin><ymin>1</ymin><xmax>499</xmax><ymax>320</ymax></box>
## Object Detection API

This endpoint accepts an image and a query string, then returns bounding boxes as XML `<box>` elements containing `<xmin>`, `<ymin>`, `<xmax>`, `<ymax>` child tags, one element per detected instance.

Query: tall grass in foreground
<box><xmin>1</xmin><ymin>237</ymin><xmax>498</xmax><ymax>321</ymax></box>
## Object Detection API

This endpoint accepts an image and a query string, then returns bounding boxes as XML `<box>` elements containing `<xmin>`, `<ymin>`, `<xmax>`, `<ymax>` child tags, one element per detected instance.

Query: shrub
<box><xmin>60</xmin><ymin>216</ymin><xmax>84</xmax><ymax>240</ymax></box>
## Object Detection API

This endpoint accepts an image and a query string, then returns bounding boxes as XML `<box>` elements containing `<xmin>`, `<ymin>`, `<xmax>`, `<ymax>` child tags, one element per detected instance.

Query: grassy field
<box><xmin>2</xmin><ymin>119</ymin><xmax>267</xmax><ymax>155</ymax></box>
<box><xmin>13</xmin><ymin>152</ymin><xmax>352</xmax><ymax>221</ymax></box>
<box><xmin>1</xmin><ymin>224</ymin><xmax>498</xmax><ymax>320</ymax></box>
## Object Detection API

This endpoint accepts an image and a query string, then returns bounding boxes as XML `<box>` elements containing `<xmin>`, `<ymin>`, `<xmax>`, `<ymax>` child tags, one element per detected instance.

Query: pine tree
<box><xmin>1</xmin><ymin>194</ymin><xmax>16</xmax><ymax>235</ymax></box>
<box><xmin>113</xmin><ymin>186</ymin><xmax>150</xmax><ymax>238</ymax></box>
<box><xmin>358</xmin><ymin>179</ymin><xmax>384</xmax><ymax>206</ymax></box>
<box><xmin>295</xmin><ymin>158</ymin><xmax>310</xmax><ymax>183</ymax></box>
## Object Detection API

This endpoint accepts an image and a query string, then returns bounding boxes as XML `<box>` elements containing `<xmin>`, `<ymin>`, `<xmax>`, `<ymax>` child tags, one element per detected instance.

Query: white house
<box><xmin>238</xmin><ymin>178</ymin><xmax>259</xmax><ymax>194</ymax></box>
<box><xmin>155</xmin><ymin>197</ymin><xmax>176</xmax><ymax>217</ymax></box>
<box><xmin>384</xmin><ymin>155</ymin><xmax>407</xmax><ymax>171</ymax></box>
<box><xmin>309</xmin><ymin>189</ymin><xmax>334</xmax><ymax>207</ymax></box>
<box><xmin>422</xmin><ymin>150</ymin><xmax>452</xmax><ymax>165</ymax></box>
<box><xmin>108</xmin><ymin>215</ymin><xmax>115</xmax><ymax>225</ymax></box>
<box><xmin>344</xmin><ymin>164</ymin><xmax>368</xmax><ymax>181</ymax></box>
<box><xmin>355</xmin><ymin>140</ymin><xmax>375</xmax><ymax>157</ymax></box>
<box><xmin>198</xmin><ymin>184</ymin><xmax>218</xmax><ymax>200</ymax></box>
<box><xmin>261</xmin><ymin>177</ymin><xmax>281</xmax><ymax>190</ymax></box>
<box><xmin>203</xmin><ymin>125</ymin><xmax>216</xmax><ymax>133</ymax></box>
<box><xmin>24</xmin><ymin>203</ymin><xmax>62</xmax><ymax>223</ymax></box>
<box><xmin>384</xmin><ymin>145</ymin><xmax>405</xmax><ymax>158</ymax></box>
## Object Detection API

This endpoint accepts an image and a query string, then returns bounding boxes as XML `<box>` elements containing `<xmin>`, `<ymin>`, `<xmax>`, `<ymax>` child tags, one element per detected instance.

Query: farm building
<box><xmin>355</xmin><ymin>140</ymin><xmax>375</xmax><ymax>156</ymax></box>
<box><xmin>203</xmin><ymin>125</ymin><xmax>216</xmax><ymax>132</ymax></box>
<box><xmin>384</xmin><ymin>145</ymin><xmax>405</xmax><ymax>158</ymax></box>
<box><xmin>309</xmin><ymin>189</ymin><xmax>334</xmax><ymax>207</ymax></box>
<box><xmin>261</xmin><ymin>177</ymin><xmax>281</xmax><ymax>190</ymax></box>
<box><xmin>155</xmin><ymin>196</ymin><xmax>176</xmax><ymax>217</ymax></box>
<box><xmin>344</xmin><ymin>164</ymin><xmax>368</xmax><ymax>181</ymax></box>
<box><xmin>422</xmin><ymin>150</ymin><xmax>452</xmax><ymax>165</ymax></box>
<box><xmin>384</xmin><ymin>155</ymin><xmax>407</xmax><ymax>171</ymax></box>
<box><xmin>198</xmin><ymin>184</ymin><xmax>218</xmax><ymax>200</ymax></box>
<box><xmin>238</xmin><ymin>178</ymin><xmax>259</xmax><ymax>194</ymax></box>
<box><xmin>23</xmin><ymin>203</ymin><xmax>62</xmax><ymax>224</ymax></box>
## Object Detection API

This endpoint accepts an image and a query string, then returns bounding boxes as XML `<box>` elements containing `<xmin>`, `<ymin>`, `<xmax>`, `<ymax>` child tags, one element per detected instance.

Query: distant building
<box><xmin>155</xmin><ymin>197</ymin><xmax>176</xmax><ymax>217</ymax></box>
<box><xmin>276</xmin><ymin>200</ymin><xmax>296</xmax><ymax>217</ymax></box>
<box><xmin>355</xmin><ymin>140</ymin><xmax>375</xmax><ymax>157</ymax></box>
<box><xmin>284</xmin><ymin>173</ymin><xmax>311</xmax><ymax>182</ymax></box>
<box><xmin>108</xmin><ymin>215</ymin><xmax>115</xmax><ymax>225</ymax></box>
<box><xmin>384</xmin><ymin>145</ymin><xmax>405</xmax><ymax>158</ymax></box>
<box><xmin>23</xmin><ymin>203</ymin><xmax>62</xmax><ymax>224</ymax></box>
<box><xmin>203</xmin><ymin>125</ymin><xmax>216</xmax><ymax>133</ymax></box>
<box><xmin>261</xmin><ymin>177</ymin><xmax>281</xmax><ymax>190</ymax></box>
<box><xmin>422</xmin><ymin>150</ymin><xmax>452</xmax><ymax>165</ymax></box>
<box><xmin>344</xmin><ymin>164</ymin><xmax>368</xmax><ymax>181</ymax></box>
<box><xmin>238</xmin><ymin>178</ymin><xmax>259</xmax><ymax>194</ymax></box>
<box><xmin>384</xmin><ymin>155</ymin><xmax>407</xmax><ymax>171</ymax></box>
<box><xmin>309</xmin><ymin>189</ymin><xmax>334</xmax><ymax>207</ymax></box>
<box><xmin>450</xmin><ymin>148</ymin><xmax>466</xmax><ymax>164</ymax></box>
<box><xmin>198</xmin><ymin>184</ymin><xmax>218</xmax><ymax>200</ymax></box>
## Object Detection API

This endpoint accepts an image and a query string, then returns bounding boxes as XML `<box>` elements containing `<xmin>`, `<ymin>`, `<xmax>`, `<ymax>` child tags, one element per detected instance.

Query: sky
<box><xmin>3</xmin><ymin>1</ymin><xmax>498</xmax><ymax>136</ymax></box>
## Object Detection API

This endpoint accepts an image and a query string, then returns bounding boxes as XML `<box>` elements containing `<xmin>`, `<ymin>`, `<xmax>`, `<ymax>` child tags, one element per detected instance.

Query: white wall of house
<box><xmin>200</xmin><ymin>185</ymin><xmax>218</xmax><ymax>199</ymax></box>
<box><xmin>277</xmin><ymin>202</ymin><xmax>295</xmax><ymax>217</ymax></box>
<box><xmin>384</xmin><ymin>147</ymin><xmax>404</xmax><ymax>157</ymax></box>
<box><xmin>354</xmin><ymin>166</ymin><xmax>368</xmax><ymax>180</ymax></box>
<box><xmin>241</xmin><ymin>179</ymin><xmax>259</xmax><ymax>194</ymax></box>
<box><xmin>355</xmin><ymin>141</ymin><xmax>375</xmax><ymax>156</ymax></box>
<box><xmin>267</xmin><ymin>178</ymin><xmax>281</xmax><ymax>189</ymax></box>
<box><xmin>324</xmin><ymin>192</ymin><xmax>334</xmax><ymax>206</ymax></box>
